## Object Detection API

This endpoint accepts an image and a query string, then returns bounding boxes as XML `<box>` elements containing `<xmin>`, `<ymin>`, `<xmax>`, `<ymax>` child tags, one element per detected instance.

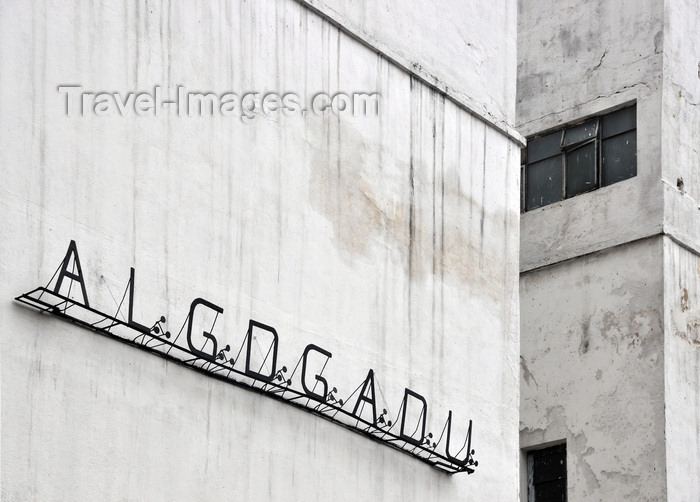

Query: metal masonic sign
<box><xmin>15</xmin><ymin>241</ymin><xmax>478</xmax><ymax>474</ymax></box>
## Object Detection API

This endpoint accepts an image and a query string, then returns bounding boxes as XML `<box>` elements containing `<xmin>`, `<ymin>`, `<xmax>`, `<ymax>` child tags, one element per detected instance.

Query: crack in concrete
<box><xmin>586</xmin><ymin>49</ymin><xmax>608</xmax><ymax>76</ymax></box>
<box><xmin>518</xmin><ymin>81</ymin><xmax>655</xmax><ymax>129</ymax></box>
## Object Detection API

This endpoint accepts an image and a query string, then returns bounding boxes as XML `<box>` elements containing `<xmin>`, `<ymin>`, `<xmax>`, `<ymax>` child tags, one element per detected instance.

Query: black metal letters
<box><xmin>399</xmin><ymin>388</ymin><xmax>428</xmax><ymax>447</ymax></box>
<box><xmin>351</xmin><ymin>369</ymin><xmax>378</xmax><ymax>425</ymax></box>
<box><xmin>301</xmin><ymin>344</ymin><xmax>332</xmax><ymax>402</ymax></box>
<box><xmin>445</xmin><ymin>411</ymin><xmax>477</xmax><ymax>469</ymax></box>
<box><xmin>16</xmin><ymin>241</ymin><xmax>478</xmax><ymax>474</ymax></box>
<box><xmin>245</xmin><ymin>320</ymin><xmax>278</xmax><ymax>382</ymax></box>
<box><xmin>53</xmin><ymin>240</ymin><xmax>90</xmax><ymax>307</ymax></box>
<box><xmin>187</xmin><ymin>298</ymin><xmax>224</xmax><ymax>361</ymax></box>
<box><xmin>128</xmin><ymin>267</ymin><xmax>150</xmax><ymax>334</ymax></box>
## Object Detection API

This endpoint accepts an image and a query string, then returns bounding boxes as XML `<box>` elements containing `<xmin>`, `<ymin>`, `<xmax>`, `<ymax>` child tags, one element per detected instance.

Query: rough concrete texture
<box><xmin>0</xmin><ymin>0</ymin><xmax>521</xmax><ymax>500</ymax></box>
<box><xmin>517</xmin><ymin>1</ymin><xmax>700</xmax><ymax>500</ymax></box>
<box><xmin>517</xmin><ymin>0</ymin><xmax>663</xmax><ymax>133</ymax></box>
<box><xmin>517</xmin><ymin>0</ymin><xmax>664</xmax><ymax>272</ymax></box>
<box><xmin>520</xmin><ymin>237</ymin><xmax>667</xmax><ymax>501</ymax></box>
<box><xmin>661</xmin><ymin>0</ymin><xmax>700</xmax><ymax>256</ymax></box>
<box><xmin>664</xmin><ymin>238</ymin><xmax>700</xmax><ymax>502</ymax></box>
<box><xmin>303</xmin><ymin>0</ymin><xmax>517</xmax><ymax>127</ymax></box>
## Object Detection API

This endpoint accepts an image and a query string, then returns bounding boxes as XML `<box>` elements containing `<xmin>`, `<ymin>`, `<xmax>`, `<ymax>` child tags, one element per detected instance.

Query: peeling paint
<box><xmin>521</xmin><ymin>238</ymin><xmax>667</xmax><ymax>501</ymax></box>
<box><xmin>681</xmin><ymin>287</ymin><xmax>690</xmax><ymax>312</ymax></box>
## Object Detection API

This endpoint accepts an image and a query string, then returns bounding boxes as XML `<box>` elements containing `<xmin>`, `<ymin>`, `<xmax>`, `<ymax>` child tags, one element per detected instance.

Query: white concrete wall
<box><xmin>518</xmin><ymin>0</ymin><xmax>700</xmax><ymax>265</ymax></box>
<box><xmin>663</xmin><ymin>237</ymin><xmax>700</xmax><ymax>502</ymax></box>
<box><xmin>302</xmin><ymin>0</ymin><xmax>517</xmax><ymax>127</ymax></box>
<box><xmin>0</xmin><ymin>0</ymin><xmax>521</xmax><ymax>500</ymax></box>
<box><xmin>520</xmin><ymin>238</ymin><xmax>666</xmax><ymax>501</ymax></box>
<box><xmin>661</xmin><ymin>0</ymin><xmax>700</xmax><ymax>256</ymax></box>
<box><xmin>518</xmin><ymin>0</ymin><xmax>664</xmax><ymax>271</ymax></box>
<box><xmin>661</xmin><ymin>3</ymin><xmax>700</xmax><ymax>498</ymax></box>
<box><xmin>518</xmin><ymin>1</ymin><xmax>700</xmax><ymax>500</ymax></box>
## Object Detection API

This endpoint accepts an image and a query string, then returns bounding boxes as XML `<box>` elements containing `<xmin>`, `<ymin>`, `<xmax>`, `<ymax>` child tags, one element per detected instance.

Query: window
<box><xmin>522</xmin><ymin>104</ymin><xmax>637</xmax><ymax>211</ymax></box>
<box><xmin>527</xmin><ymin>443</ymin><xmax>567</xmax><ymax>502</ymax></box>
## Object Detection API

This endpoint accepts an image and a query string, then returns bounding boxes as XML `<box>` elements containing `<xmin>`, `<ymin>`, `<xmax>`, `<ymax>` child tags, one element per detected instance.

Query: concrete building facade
<box><xmin>1</xmin><ymin>0</ymin><xmax>522</xmax><ymax>500</ymax></box>
<box><xmin>518</xmin><ymin>0</ymin><xmax>700</xmax><ymax>500</ymax></box>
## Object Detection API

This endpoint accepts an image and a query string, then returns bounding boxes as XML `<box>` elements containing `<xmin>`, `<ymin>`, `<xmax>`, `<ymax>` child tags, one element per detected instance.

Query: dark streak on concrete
<box><xmin>579</xmin><ymin>317</ymin><xmax>591</xmax><ymax>355</ymax></box>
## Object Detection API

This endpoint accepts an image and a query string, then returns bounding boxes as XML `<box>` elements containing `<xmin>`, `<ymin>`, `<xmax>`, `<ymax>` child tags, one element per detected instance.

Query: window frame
<box><xmin>522</xmin><ymin>103</ymin><xmax>637</xmax><ymax>212</ymax></box>
<box><xmin>526</xmin><ymin>442</ymin><xmax>567</xmax><ymax>502</ymax></box>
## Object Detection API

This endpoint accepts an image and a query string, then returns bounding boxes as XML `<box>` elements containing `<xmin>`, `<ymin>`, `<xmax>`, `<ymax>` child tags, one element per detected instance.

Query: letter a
<box><xmin>53</xmin><ymin>240</ymin><xmax>90</xmax><ymax>306</ymax></box>
<box><xmin>351</xmin><ymin>369</ymin><xmax>378</xmax><ymax>425</ymax></box>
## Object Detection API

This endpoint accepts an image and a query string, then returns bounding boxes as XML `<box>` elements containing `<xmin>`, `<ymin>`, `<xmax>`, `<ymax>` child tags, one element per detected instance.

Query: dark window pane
<box><xmin>562</xmin><ymin>120</ymin><xmax>597</xmax><ymax>146</ymax></box>
<box><xmin>535</xmin><ymin>479</ymin><xmax>567</xmax><ymax>502</ymax></box>
<box><xmin>528</xmin><ymin>131</ymin><xmax>562</xmax><ymax>163</ymax></box>
<box><xmin>526</xmin><ymin>157</ymin><xmax>563</xmax><ymax>210</ymax></box>
<box><xmin>601</xmin><ymin>131</ymin><xmax>636</xmax><ymax>186</ymax></box>
<box><xmin>529</xmin><ymin>444</ymin><xmax>567</xmax><ymax>502</ymax></box>
<box><xmin>532</xmin><ymin>445</ymin><xmax>567</xmax><ymax>483</ymax></box>
<box><xmin>565</xmin><ymin>142</ymin><xmax>597</xmax><ymax>198</ymax></box>
<box><xmin>602</xmin><ymin>105</ymin><xmax>636</xmax><ymax>139</ymax></box>
<box><xmin>521</xmin><ymin>164</ymin><xmax>526</xmax><ymax>212</ymax></box>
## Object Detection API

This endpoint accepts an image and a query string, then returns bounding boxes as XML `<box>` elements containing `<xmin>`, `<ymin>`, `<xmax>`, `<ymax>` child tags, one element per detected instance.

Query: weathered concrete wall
<box><xmin>302</xmin><ymin>0</ymin><xmax>517</xmax><ymax>127</ymax></box>
<box><xmin>663</xmin><ymin>237</ymin><xmax>700</xmax><ymax>502</ymax></box>
<box><xmin>518</xmin><ymin>1</ymin><xmax>700</xmax><ymax>500</ymax></box>
<box><xmin>661</xmin><ymin>0</ymin><xmax>700</xmax><ymax>255</ymax></box>
<box><xmin>0</xmin><ymin>0</ymin><xmax>521</xmax><ymax>500</ymax></box>
<box><xmin>520</xmin><ymin>237</ymin><xmax>666</xmax><ymax>501</ymax></box>
<box><xmin>518</xmin><ymin>0</ymin><xmax>664</xmax><ymax>271</ymax></box>
<box><xmin>661</xmin><ymin>3</ymin><xmax>700</xmax><ymax>498</ymax></box>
